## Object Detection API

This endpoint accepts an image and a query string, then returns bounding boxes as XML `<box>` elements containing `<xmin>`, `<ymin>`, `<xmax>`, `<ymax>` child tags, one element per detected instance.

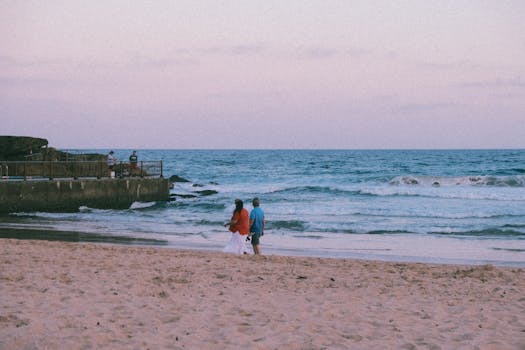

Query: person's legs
<box><xmin>251</xmin><ymin>233</ymin><xmax>261</xmax><ymax>255</ymax></box>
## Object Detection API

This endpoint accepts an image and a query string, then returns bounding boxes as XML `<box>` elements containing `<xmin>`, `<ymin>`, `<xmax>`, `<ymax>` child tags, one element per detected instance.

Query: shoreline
<box><xmin>1</xmin><ymin>226</ymin><xmax>524</xmax><ymax>268</ymax></box>
<box><xmin>1</xmin><ymin>238</ymin><xmax>524</xmax><ymax>349</ymax></box>
<box><xmin>0</xmin><ymin>227</ymin><xmax>168</xmax><ymax>246</ymax></box>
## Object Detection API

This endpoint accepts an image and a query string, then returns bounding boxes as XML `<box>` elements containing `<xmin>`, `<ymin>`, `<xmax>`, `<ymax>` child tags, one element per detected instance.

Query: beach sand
<box><xmin>1</xmin><ymin>239</ymin><xmax>524</xmax><ymax>349</ymax></box>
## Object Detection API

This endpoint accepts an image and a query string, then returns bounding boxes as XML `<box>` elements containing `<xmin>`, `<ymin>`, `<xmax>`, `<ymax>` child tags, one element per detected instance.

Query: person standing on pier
<box><xmin>129</xmin><ymin>150</ymin><xmax>138</xmax><ymax>175</ymax></box>
<box><xmin>107</xmin><ymin>151</ymin><xmax>116</xmax><ymax>178</ymax></box>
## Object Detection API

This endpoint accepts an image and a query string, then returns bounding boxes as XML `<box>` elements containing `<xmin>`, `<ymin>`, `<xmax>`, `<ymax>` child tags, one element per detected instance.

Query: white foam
<box><xmin>130</xmin><ymin>201</ymin><xmax>157</xmax><ymax>210</ymax></box>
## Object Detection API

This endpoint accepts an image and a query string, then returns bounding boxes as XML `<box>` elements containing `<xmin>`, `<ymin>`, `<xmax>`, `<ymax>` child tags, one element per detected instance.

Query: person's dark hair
<box><xmin>234</xmin><ymin>199</ymin><xmax>243</xmax><ymax>213</ymax></box>
<box><xmin>252</xmin><ymin>197</ymin><xmax>260</xmax><ymax>207</ymax></box>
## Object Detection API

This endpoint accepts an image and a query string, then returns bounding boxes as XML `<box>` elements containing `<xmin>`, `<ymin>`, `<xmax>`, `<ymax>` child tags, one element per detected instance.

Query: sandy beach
<box><xmin>1</xmin><ymin>239</ymin><xmax>524</xmax><ymax>349</ymax></box>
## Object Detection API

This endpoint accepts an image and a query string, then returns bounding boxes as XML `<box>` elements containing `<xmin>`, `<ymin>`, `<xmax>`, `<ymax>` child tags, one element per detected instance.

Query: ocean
<box><xmin>2</xmin><ymin>149</ymin><xmax>525</xmax><ymax>266</ymax></box>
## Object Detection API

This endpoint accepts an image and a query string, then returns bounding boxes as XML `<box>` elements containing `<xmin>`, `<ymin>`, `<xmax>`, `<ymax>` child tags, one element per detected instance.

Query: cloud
<box><xmin>0</xmin><ymin>55</ymin><xmax>59</xmax><ymax>68</ymax></box>
<box><xmin>344</xmin><ymin>47</ymin><xmax>370</xmax><ymax>58</ymax></box>
<box><xmin>0</xmin><ymin>76</ymin><xmax>66</xmax><ymax>87</ymax></box>
<box><xmin>1</xmin><ymin>42</ymin><xmax>371</xmax><ymax>73</ymax></box>
<box><xmin>391</xmin><ymin>102</ymin><xmax>456</xmax><ymax>115</ymax></box>
<box><xmin>0</xmin><ymin>54</ymin><xmax>114</xmax><ymax>72</ymax></box>
<box><xmin>458</xmin><ymin>77</ymin><xmax>525</xmax><ymax>89</ymax></box>
<box><xmin>297</xmin><ymin>47</ymin><xmax>338</xmax><ymax>60</ymax></box>
<box><xmin>295</xmin><ymin>46</ymin><xmax>370</xmax><ymax>60</ymax></box>
<box><xmin>129</xmin><ymin>54</ymin><xmax>198</xmax><ymax>68</ymax></box>
<box><xmin>127</xmin><ymin>43</ymin><xmax>268</xmax><ymax>68</ymax></box>
<box><xmin>417</xmin><ymin>60</ymin><xmax>479</xmax><ymax>71</ymax></box>
<box><xmin>0</xmin><ymin>56</ymin><xmax>17</xmax><ymax>65</ymax></box>
<box><xmin>0</xmin><ymin>42</ymin><xmax>268</xmax><ymax>73</ymax></box>
<box><xmin>194</xmin><ymin>43</ymin><xmax>267</xmax><ymax>56</ymax></box>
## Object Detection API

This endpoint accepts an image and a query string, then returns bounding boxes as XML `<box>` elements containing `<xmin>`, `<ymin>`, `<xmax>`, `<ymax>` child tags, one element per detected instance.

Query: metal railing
<box><xmin>0</xmin><ymin>160</ymin><xmax>163</xmax><ymax>180</ymax></box>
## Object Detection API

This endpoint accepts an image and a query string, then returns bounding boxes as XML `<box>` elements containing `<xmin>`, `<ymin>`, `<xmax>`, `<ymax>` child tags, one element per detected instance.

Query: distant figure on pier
<box><xmin>129</xmin><ymin>150</ymin><xmax>138</xmax><ymax>175</ymax></box>
<box><xmin>107</xmin><ymin>151</ymin><xmax>116</xmax><ymax>178</ymax></box>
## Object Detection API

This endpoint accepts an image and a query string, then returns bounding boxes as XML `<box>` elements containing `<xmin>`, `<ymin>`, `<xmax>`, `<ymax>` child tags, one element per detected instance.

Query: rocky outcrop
<box><xmin>0</xmin><ymin>136</ymin><xmax>105</xmax><ymax>161</ymax></box>
<box><xmin>168</xmin><ymin>175</ymin><xmax>220</xmax><ymax>201</ymax></box>
<box><xmin>169</xmin><ymin>175</ymin><xmax>190</xmax><ymax>183</ymax></box>
<box><xmin>195</xmin><ymin>190</ymin><xmax>219</xmax><ymax>196</ymax></box>
<box><xmin>0</xmin><ymin>136</ymin><xmax>48</xmax><ymax>160</ymax></box>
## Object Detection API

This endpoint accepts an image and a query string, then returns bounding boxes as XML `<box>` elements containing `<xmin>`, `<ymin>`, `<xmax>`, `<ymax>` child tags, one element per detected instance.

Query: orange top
<box><xmin>229</xmin><ymin>209</ymin><xmax>250</xmax><ymax>235</ymax></box>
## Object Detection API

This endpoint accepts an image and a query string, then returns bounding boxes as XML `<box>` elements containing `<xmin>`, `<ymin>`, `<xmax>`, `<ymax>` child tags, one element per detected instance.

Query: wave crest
<box><xmin>389</xmin><ymin>175</ymin><xmax>524</xmax><ymax>187</ymax></box>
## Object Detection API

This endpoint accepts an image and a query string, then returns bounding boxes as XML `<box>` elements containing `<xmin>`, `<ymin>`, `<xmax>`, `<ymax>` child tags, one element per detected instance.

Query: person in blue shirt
<box><xmin>249</xmin><ymin>197</ymin><xmax>265</xmax><ymax>255</ymax></box>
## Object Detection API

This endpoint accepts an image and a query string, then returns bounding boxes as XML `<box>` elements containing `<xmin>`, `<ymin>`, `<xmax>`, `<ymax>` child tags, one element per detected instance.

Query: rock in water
<box><xmin>169</xmin><ymin>175</ymin><xmax>190</xmax><ymax>183</ymax></box>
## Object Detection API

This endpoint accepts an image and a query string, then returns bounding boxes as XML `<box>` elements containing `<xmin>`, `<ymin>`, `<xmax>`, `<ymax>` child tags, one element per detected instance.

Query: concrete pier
<box><xmin>0</xmin><ymin>178</ymin><xmax>170</xmax><ymax>213</ymax></box>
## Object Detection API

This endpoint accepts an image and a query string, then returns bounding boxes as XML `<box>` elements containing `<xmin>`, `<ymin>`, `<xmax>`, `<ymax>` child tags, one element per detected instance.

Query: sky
<box><xmin>1</xmin><ymin>0</ymin><xmax>524</xmax><ymax>149</ymax></box>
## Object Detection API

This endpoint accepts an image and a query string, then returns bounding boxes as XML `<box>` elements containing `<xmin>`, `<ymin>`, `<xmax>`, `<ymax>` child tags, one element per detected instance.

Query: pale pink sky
<box><xmin>1</xmin><ymin>1</ymin><xmax>524</xmax><ymax>149</ymax></box>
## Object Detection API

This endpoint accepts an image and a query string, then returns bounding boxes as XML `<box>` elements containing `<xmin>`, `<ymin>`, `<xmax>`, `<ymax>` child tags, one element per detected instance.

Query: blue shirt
<box><xmin>250</xmin><ymin>207</ymin><xmax>265</xmax><ymax>234</ymax></box>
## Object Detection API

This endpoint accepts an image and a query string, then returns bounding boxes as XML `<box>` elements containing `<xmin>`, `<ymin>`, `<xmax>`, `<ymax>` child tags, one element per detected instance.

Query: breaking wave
<box><xmin>389</xmin><ymin>175</ymin><xmax>525</xmax><ymax>187</ymax></box>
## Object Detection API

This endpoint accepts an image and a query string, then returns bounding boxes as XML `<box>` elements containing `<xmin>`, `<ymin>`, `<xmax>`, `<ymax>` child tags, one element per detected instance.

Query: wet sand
<box><xmin>1</xmin><ymin>239</ymin><xmax>524</xmax><ymax>349</ymax></box>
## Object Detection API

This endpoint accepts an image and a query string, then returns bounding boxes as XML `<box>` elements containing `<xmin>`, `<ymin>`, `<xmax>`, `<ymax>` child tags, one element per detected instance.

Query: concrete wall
<box><xmin>0</xmin><ymin>178</ymin><xmax>170</xmax><ymax>213</ymax></box>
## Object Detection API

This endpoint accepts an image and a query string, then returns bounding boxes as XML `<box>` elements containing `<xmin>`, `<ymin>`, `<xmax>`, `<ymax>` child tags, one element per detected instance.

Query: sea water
<box><xmin>2</xmin><ymin>149</ymin><xmax>525</xmax><ymax>266</ymax></box>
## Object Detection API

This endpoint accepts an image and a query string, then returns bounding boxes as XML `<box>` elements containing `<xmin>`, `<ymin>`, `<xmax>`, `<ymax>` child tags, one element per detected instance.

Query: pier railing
<box><xmin>0</xmin><ymin>160</ymin><xmax>163</xmax><ymax>180</ymax></box>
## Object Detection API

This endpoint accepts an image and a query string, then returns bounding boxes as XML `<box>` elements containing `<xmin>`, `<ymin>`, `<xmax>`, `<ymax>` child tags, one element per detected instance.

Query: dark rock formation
<box><xmin>0</xmin><ymin>136</ymin><xmax>105</xmax><ymax>161</ymax></box>
<box><xmin>169</xmin><ymin>175</ymin><xmax>190</xmax><ymax>183</ymax></box>
<box><xmin>0</xmin><ymin>136</ymin><xmax>48</xmax><ymax>160</ymax></box>
<box><xmin>170</xmin><ymin>193</ymin><xmax>198</xmax><ymax>199</ymax></box>
<box><xmin>195</xmin><ymin>190</ymin><xmax>218</xmax><ymax>196</ymax></box>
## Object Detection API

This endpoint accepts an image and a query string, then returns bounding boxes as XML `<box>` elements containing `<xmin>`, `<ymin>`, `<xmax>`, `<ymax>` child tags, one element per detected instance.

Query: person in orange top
<box><xmin>223</xmin><ymin>199</ymin><xmax>250</xmax><ymax>254</ymax></box>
